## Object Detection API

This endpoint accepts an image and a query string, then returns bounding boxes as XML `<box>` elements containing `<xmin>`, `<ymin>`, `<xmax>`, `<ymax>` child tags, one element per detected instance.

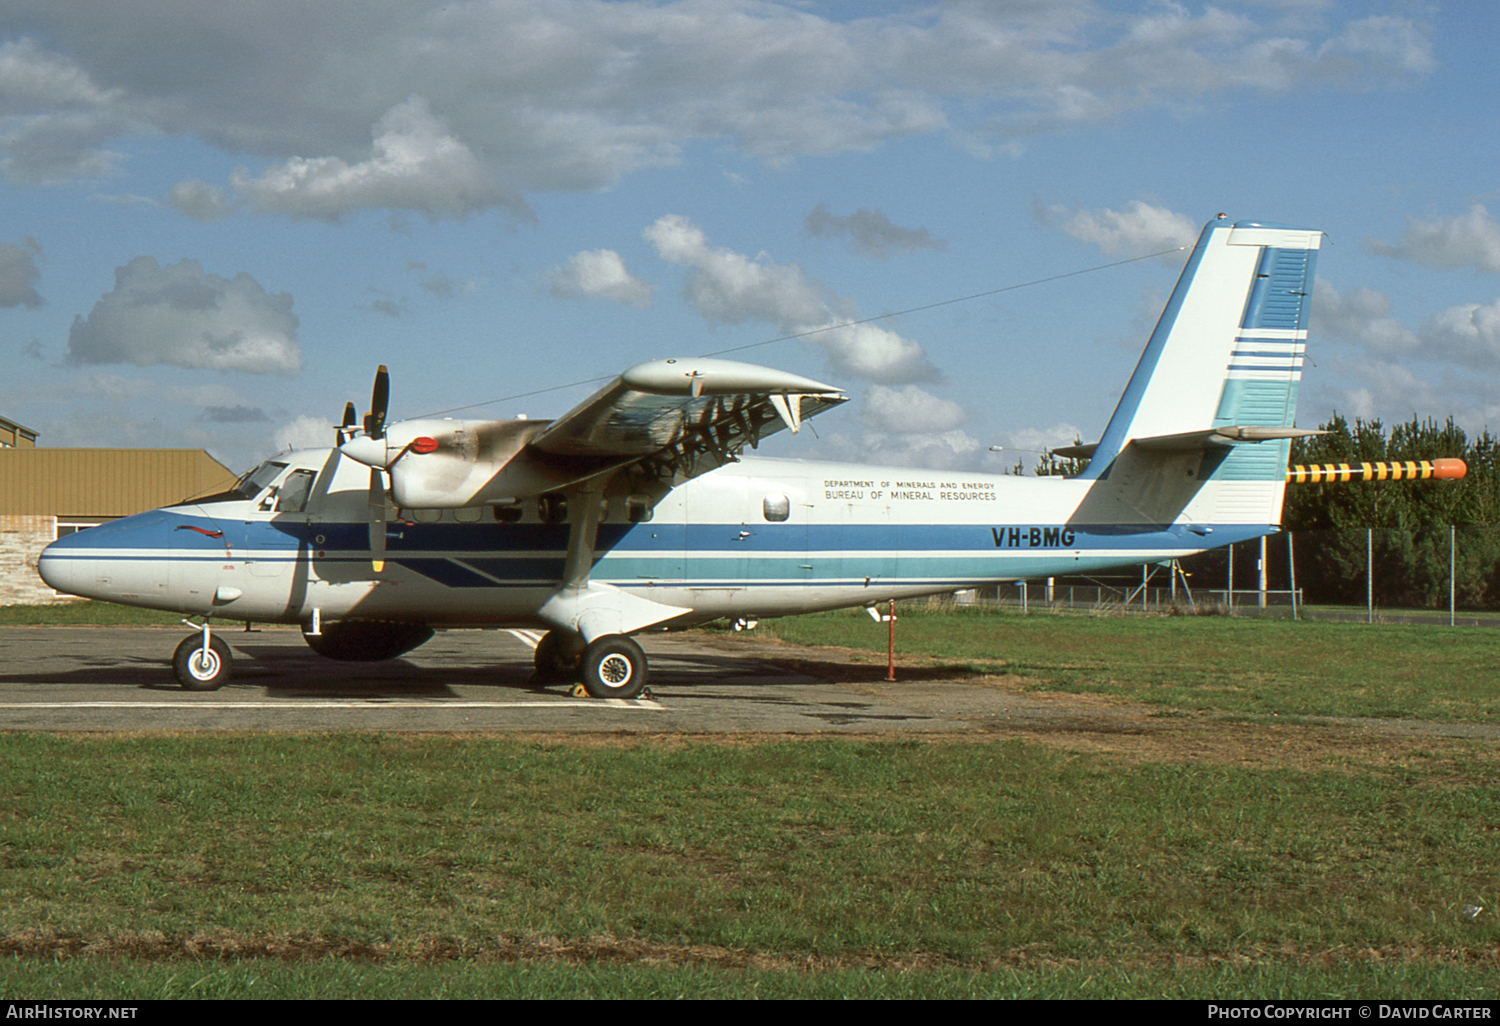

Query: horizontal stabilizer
<box><xmin>1131</xmin><ymin>425</ymin><xmax>1327</xmax><ymax>451</ymax></box>
<box><xmin>1053</xmin><ymin>425</ymin><xmax>1323</xmax><ymax>460</ymax></box>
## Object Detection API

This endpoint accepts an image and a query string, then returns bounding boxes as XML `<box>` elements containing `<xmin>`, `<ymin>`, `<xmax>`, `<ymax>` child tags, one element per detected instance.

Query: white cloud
<box><xmin>0</xmin><ymin>237</ymin><xmax>43</xmax><ymax>308</ymax></box>
<box><xmin>644</xmin><ymin>214</ymin><xmax>940</xmax><ymax>384</ymax></box>
<box><xmin>1367</xmin><ymin>205</ymin><xmax>1500</xmax><ymax>273</ymax></box>
<box><xmin>1039</xmin><ymin>200</ymin><xmax>1199</xmax><ymax>258</ymax></box>
<box><xmin>230</xmin><ymin>97</ymin><xmax>532</xmax><ymax>222</ymax></box>
<box><xmin>1318</xmin><ymin>14</ymin><xmax>1437</xmax><ymax>79</ymax></box>
<box><xmin>66</xmin><ymin>256</ymin><xmax>303</xmax><ymax>374</ymax></box>
<box><xmin>0</xmin><ymin>37</ymin><xmax>142</xmax><ymax>182</ymax></box>
<box><xmin>167</xmin><ymin>179</ymin><xmax>237</xmax><ymax>221</ymax></box>
<box><xmin>0</xmin><ymin>4</ymin><xmax>1438</xmax><ymax>212</ymax></box>
<box><xmin>861</xmin><ymin>385</ymin><xmax>968</xmax><ymax>434</ymax></box>
<box><xmin>1424</xmin><ymin>298</ymin><xmax>1500</xmax><ymax>367</ymax></box>
<box><xmin>1311</xmin><ymin>278</ymin><xmax>1420</xmax><ymax>354</ymax></box>
<box><xmin>547</xmin><ymin>249</ymin><xmax>652</xmax><ymax>307</ymax></box>
<box><xmin>273</xmin><ymin>414</ymin><xmax>338</xmax><ymax>454</ymax></box>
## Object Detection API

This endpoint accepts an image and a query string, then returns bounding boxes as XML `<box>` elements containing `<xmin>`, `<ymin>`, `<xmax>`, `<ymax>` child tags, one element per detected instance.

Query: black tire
<box><xmin>533</xmin><ymin>629</ymin><xmax>586</xmax><ymax>683</ymax></box>
<box><xmin>579</xmin><ymin>635</ymin><xmax>648</xmax><ymax>699</ymax></box>
<box><xmin>173</xmin><ymin>634</ymin><xmax>232</xmax><ymax>691</ymax></box>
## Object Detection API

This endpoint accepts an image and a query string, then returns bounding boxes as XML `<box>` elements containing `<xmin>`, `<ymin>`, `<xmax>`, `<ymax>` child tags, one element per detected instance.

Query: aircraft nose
<box><xmin>37</xmin><ymin>529</ymin><xmax>93</xmax><ymax>596</ymax></box>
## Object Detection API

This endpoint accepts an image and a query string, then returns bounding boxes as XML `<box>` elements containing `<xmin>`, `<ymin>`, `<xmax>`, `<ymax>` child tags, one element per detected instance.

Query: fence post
<box><xmin>1227</xmin><ymin>543</ymin><xmax>1234</xmax><ymax>613</ymax></box>
<box><xmin>1287</xmin><ymin>532</ymin><xmax>1298</xmax><ymax>622</ymax></box>
<box><xmin>1450</xmin><ymin>524</ymin><xmax>1456</xmax><ymax>627</ymax></box>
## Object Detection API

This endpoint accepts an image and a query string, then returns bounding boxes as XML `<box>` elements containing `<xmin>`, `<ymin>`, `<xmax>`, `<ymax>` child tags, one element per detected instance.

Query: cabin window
<box><xmin>763</xmin><ymin>493</ymin><xmax>790</xmax><ymax>522</ymax></box>
<box><xmin>411</xmin><ymin>508</ymin><xmax>443</xmax><ymax>523</ymax></box>
<box><xmin>454</xmin><ymin>506</ymin><xmax>483</xmax><ymax>523</ymax></box>
<box><xmin>494</xmin><ymin>501</ymin><xmax>523</xmax><ymax>523</ymax></box>
<box><xmin>627</xmin><ymin>496</ymin><xmax>654</xmax><ymax>523</ymax></box>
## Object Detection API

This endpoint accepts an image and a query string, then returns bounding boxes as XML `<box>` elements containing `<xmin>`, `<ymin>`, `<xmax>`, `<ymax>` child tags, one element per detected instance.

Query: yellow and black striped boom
<box><xmin>1286</xmin><ymin>458</ymin><xmax>1466</xmax><ymax>484</ymax></box>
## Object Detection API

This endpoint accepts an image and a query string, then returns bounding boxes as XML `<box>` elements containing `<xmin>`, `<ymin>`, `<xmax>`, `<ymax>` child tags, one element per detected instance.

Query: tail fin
<box><xmin>1072</xmin><ymin>217</ymin><xmax>1322</xmax><ymax>527</ymax></box>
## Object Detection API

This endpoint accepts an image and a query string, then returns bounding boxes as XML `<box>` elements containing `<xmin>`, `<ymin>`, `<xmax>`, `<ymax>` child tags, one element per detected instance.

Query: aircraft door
<box><xmin>750</xmin><ymin>483</ymin><xmax>811</xmax><ymax>587</ymax></box>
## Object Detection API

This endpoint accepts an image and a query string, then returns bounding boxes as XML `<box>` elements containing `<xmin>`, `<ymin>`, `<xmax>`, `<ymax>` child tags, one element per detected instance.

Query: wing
<box><xmin>531</xmin><ymin>357</ymin><xmax>846</xmax><ymax>466</ymax></box>
<box><xmin>342</xmin><ymin>358</ymin><xmax>847</xmax><ymax>508</ymax></box>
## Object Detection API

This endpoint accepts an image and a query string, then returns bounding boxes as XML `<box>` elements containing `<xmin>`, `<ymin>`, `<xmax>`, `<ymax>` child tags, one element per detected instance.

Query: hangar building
<box><xmin>0</xmin><ymin>415</ymin><xmax>238</xmax><ymax>605</ymax></box>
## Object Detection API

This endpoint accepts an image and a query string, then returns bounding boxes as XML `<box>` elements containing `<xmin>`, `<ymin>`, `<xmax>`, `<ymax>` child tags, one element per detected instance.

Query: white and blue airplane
<box><xmin>38</xmin><ymin>216</ymin><xmax>1321</xmax><ymax>698</ymax></box>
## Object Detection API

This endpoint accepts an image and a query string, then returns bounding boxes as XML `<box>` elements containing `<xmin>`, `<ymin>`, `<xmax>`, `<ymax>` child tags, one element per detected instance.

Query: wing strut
<box><xmin>537</xmin><ymin>481</ymin><xmax>692</xmax><ymax>642</ymax></box>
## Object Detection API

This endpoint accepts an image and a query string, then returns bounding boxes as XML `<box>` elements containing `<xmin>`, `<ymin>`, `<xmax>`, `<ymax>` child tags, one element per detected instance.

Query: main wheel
<box><xmin>173</xmin><ymin>634</ymin><xmax>232</xmax><ymax>691</ymax></box>
<box><xmin>533</xmin><ymin>629</ymin><xmax>586</xmax><ymax>683</ymax></box>
<box><xmin>579</xmin><ymin>635</ymin><xmax>648</xmax><ymax>699</ymax></box>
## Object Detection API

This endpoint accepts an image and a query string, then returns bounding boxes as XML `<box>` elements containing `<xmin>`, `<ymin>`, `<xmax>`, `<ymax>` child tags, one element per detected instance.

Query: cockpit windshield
<box><xmin>192</xmin><ymin>459</ymin><xmax>289</xmax><ymax>505</ymax></box>
<box><xmin>233</xmin><ymin>460</ymin><xmax>289</xmax><ymax>499</ymax></box>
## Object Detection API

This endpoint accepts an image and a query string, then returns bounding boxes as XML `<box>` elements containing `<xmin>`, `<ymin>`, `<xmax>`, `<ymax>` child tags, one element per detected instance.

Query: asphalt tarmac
<box><xmin>0</xmin><ymin>625</ymin><xmax>1058</xmax><ymax>734</ymax></box>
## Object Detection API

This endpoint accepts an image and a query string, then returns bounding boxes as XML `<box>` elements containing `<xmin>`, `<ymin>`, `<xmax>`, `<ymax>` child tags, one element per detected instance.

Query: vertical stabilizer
<box><xmin>1067</xmin><ymin>217</ymin><xmax>1322</xmax><ymax>533</ymax></box>
<box><xmin>1080</xmin><ymin>218</ymin><xmax>1321</xmax><ymax>481</ymax></box>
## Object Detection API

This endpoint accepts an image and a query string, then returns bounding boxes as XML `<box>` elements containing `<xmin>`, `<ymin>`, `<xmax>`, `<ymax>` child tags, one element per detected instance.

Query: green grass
<box><xmin>746</xmin><ymin>604</ymin><xmax>1500</xmax><ymax>723</ymax></box>
<box><xmin>3</xmin><ymin>734</ymin><xmax>1499</xmax><ymax>998</ymax></box>
<box><xmin>5</xmin><ymin>602</ymin><xmax>1500</xmax><ymax>996</ymax></box>
<box><xmin>0</xmin><ymin>600</ymin><xmax>183</xmax><ymax>626</ymax></box>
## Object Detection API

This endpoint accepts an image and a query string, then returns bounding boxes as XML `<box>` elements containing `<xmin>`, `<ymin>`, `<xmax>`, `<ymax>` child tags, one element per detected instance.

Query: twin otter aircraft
<box><xmin>39</xmin><ymin>216</ymin><xmax>1322</xmax><ymax>698</ymax></box>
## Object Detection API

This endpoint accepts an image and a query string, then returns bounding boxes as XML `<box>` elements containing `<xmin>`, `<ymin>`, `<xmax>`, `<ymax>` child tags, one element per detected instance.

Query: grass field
<box><xmin>2</xmin><ymin>603</ymin><xmax>1498</xmax><ymax>999</ymax></box>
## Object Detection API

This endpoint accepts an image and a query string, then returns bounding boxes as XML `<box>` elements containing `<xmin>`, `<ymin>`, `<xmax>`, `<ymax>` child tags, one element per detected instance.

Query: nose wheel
<box><xmin>172</xmin><ymin>631</ymin><xmax>232</xmax><ymax>690</ymax></box>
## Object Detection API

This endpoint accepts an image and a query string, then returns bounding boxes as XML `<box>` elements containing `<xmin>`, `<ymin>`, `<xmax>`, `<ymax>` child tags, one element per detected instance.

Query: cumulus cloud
<box><xmin>273</xmin><ymin>414</ymin><xmax>338</xmax><ymax>454</ymax></box>
<box><xmin>0</xmin><ymin>37</ymin><xmax>143</xmax><ymax>182</ymax></box>
<box><xmin>167</xmin><ymin>179</ymin><xmax>237</xmax><ymax>221</ymax></box>
<box><xmin>1311</xmin><ymin>279</ymin><xmax>1421</xmax><ymax>355</ymax></box>
<box><xmin>644</xmin><ymin>214</ymin><xmax>940</xmax><ymax>384</ymax></box>
<box><xmin>1304</xmin><ymin>276</ymin><xmax>1500</xmax><ymax>435</ymax></box>
<box><xmin>230</xmin><ymin>97</ymin><xmax>531</xmax><ymax>222</ymax></box>
<box><xmin>862</xmin><ymin>384</ymin><xmax>968</xmax><ymax>433</ymax></box>
<box><xmin>1038</xmin><ymin>200</ymin><xmax>1199</xmax><ymax>258</ymax></box>
<box><xmin>0</xmin><ymin>4</ymin><xmax>1438</xmax><ymax>212</ymax></box>
<box><xmin>0</xmin><ymin>237</ymin><xmax>43</xmax><ymax>308</ymax></box>
<box><xmin>1423</xmin><ymin>298</ymin><xmax>1500</xmax><ymax>367</ymax></box>
<box><xmin>547</xmin><ymin>249</ymin><xmax>652</xmax><ymax>307</ymax></box>
<box><xmin>803</xmin><ymin>203</ymin><xmax>946</xmax><ymax>258</ymax></box>
<box><xmin>1367</xmin><ymin>204</ymin><xmax>1500</xmax><ymax>273</ymax></box>
<box><xmin>66</xmin><ymin>256</ymin><xmax>303</xmax><ymax>374</ymax></box>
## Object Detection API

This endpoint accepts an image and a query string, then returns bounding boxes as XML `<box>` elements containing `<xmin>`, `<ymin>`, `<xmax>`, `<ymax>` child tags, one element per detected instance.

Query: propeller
<box><xmin>335</xmin><ymin>365</ymin><xmax>394</xmax><ymax>572</ymax></box>
<box><xmin>365</xmin><ymin>365</ymin><xmax>391</xmax><ymax>571</ymax></box>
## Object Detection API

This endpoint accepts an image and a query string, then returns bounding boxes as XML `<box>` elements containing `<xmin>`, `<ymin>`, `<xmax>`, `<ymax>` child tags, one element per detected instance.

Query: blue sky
<box><xmin>2</xmin><ymin>1</ymin><xmax>1494</xmax><ymax>474</ymax></box>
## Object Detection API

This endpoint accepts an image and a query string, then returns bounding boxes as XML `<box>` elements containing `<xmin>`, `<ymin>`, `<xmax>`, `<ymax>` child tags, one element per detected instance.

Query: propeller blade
<box><xmin>368</xmin><ymin>468</ymin><xmax>388</xmax><ymax>573</ymax></box>
<box><xmin>335</xmin><ymin>401</ymin><xmax>357</xmax><ymax>445</ymax></box>
<box><xmin>364</xmin><ymin>364</ymin><xmax>389</xmax><ymax>441</ymax></box>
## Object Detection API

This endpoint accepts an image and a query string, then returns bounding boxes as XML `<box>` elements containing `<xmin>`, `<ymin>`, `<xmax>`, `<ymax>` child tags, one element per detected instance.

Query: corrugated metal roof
<box><xmin>0</xmin><ymin>449</ymin><xmax>239</xmax><ymax>517</ymax></box>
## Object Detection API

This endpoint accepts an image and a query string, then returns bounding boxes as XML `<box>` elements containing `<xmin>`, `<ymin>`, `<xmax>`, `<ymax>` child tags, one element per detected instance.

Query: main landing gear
<box><xmin>533</xmin><ymin>629</ymin><xmax>650</xmax><ymax>700</ymax></box>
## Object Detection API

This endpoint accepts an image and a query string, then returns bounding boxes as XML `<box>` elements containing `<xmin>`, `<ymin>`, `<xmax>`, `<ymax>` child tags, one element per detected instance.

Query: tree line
<box><xmin>1027</xmin><ymin>415</ymin><xmax>1500</xmax><ymax>610</ymax></box>
<box><xmin>1277</xmin><ymin>415</ymin><xmax>1500</xmax><ymax>609</ymax></box>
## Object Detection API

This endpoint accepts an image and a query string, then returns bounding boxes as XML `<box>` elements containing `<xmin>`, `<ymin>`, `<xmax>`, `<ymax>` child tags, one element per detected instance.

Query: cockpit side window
<box><xmin>274</xmin><ymin>470</ymin><xmax>316</xmax><ymax>513</ymax></box>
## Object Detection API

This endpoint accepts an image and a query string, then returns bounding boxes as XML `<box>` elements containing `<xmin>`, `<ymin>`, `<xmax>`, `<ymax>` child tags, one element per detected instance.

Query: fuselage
<box><xmin>37</xmin><ymin>447</ymin><xmax>1274</xmax><ymax>628</ymax></box>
